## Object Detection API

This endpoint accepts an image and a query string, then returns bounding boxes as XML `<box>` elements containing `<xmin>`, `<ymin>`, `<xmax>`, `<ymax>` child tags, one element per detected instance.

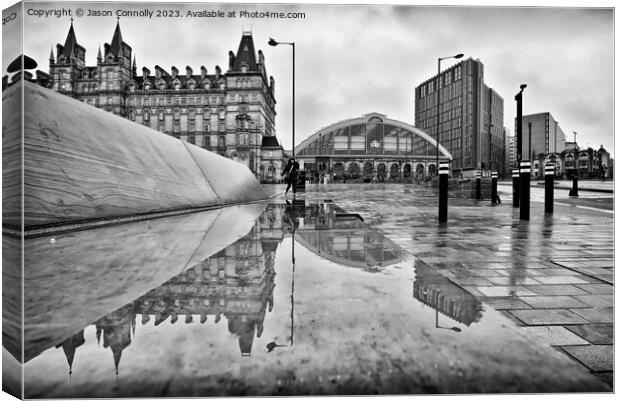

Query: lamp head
<box><xmin>454</xmin><ymin>53</ymin><xmax>464</xmax><ymax>59</ymax></box>
<box><xmin>520</xmin><ymin>84</ymin><xmax>527</xmax><ymax>90</ymax></box>
<box><xmin>268</xmin><ymin>38</ymin><xmax>278</xmax><ymax>47</ymax></box>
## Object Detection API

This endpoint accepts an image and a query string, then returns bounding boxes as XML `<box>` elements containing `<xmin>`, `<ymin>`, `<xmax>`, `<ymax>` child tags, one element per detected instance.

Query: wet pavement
<box><xmin>266</xmin><ymin>183</ymin><xmax>613</xmax><ymax>389</ymax></box>
<box><xmin>3</xmin><ymin>183</ymin><xmax>613</xmax><ymax>396</ymax></box>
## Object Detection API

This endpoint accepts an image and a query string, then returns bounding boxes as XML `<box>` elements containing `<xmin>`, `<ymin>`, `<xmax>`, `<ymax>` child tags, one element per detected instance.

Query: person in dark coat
<box><xmin>281</xmin><ymin>158</ymin><xmax>299</xmax><ymax>197</ymax></box>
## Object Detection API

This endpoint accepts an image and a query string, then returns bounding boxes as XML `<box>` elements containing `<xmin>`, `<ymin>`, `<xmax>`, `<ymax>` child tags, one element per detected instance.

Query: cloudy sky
<box><xmin>3</xmin><ymin>0</ymin><xmax>614</xmax><ymax>155</ymax></box>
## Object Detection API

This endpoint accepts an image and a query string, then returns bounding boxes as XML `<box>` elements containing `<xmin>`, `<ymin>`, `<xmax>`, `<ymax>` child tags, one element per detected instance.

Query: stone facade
<box><xmin>43</xmin><ymin>20</ymin><xmax>283</xmax><ymax>182</ymax></box>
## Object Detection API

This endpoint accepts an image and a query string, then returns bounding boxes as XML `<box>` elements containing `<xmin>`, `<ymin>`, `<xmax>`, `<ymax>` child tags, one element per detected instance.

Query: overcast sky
<box><xmin>3</xmin><ymin>1</ymin><xmax>614</xmax><ymax>155</ymax></box>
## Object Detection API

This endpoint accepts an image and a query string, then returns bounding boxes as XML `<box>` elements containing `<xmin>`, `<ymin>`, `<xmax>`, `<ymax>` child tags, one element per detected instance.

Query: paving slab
<box><xmin>570</xmin><ymin>307</ymin><xmax>614</xmax><ymax>324</ymax></box>
<box><xmin>509</xmin><ymin>309</ymin><xmax>589</xmax><ymax>325</ymax></box>
<box><xmin>521</xmin><ymin>326</ymin><xmax>590</xmax><ymax>346</ymax></box>
<box><xmin>573</xmin><ymin>295</ymin><xmax>614</xmax><ymax>308</ymax></box>
<box><xmin>521</xmin><ymin>296</ymin><xmax>589</xmax><ymax>309</ymax></box>
<box><xmin>575</xmin><ymin>284</ymin><xmax>614</xmax><ymax>295</ymax></box>
<box><xmin>476</xmin><ymin>286</ymin><xmax>538</xmax><ymax>297</ymax></box>
<box><xmin>523</xmin><ymin>285</ymin><xmax>590</xmax><ymax>296</ymax></box>
<box><xmin>565</xmin><ymin>324</ymin><xmax>614</xmax><ymax>345</ymax></box>
<box><xmin>561</xmin><ymin>345</ymin><xmax>614</xmax><ymax>372</ymax></box>
<box><xmin>483</xmin><ymin>298</ymin><xmax>533</xmax><ymax>310</ymax></box>
<box><xmin>534</xmin><ymin>276</ymin><xmax>592</xmax><ymax>285</ymax></box>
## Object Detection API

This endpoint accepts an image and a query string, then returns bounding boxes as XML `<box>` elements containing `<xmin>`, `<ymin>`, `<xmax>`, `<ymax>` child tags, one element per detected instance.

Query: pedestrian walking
<box><xmin>282</xmin><ymin>157</ymin><xmax>299</xmax><ymax>197</ymax></box>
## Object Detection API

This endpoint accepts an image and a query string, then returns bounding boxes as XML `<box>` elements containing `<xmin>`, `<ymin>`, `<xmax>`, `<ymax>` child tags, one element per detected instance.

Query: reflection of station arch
<box><xmin>295</xmin><ymin>113</ymin><xmax>452</xmax><ymax>180</ymax></box>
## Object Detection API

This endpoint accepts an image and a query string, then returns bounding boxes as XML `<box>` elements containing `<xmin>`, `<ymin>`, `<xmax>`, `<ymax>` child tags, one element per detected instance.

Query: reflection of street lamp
<box><xmin>435</xmin><ymin>309</ymin><xmax>461</xmax><ymax>332</ymax></box>
<box><xmin>268</xmin><ymin>37</ymin><xmax>295</xmax><ymax>156</ymax></box>
<box><xmin>435</xmin><ymin>53</ymin><xmax>464</xmax><ymax>173</ymax></box>
<box><xmin>267</xmin><ymin>204</ymin><xmax>296</xmax><ymax>352</ymax></box>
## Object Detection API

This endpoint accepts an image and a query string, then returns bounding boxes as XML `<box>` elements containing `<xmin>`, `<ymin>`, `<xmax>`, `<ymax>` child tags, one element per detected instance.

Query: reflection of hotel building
<box><xmin>51</xmin><ymin>200</ymin><xmax>409</xmax><ymax>375</ymax></box>
<box><xmin>414</xmin><ymin>58</ymin><xmax>505</xmax><ymax>177</ymax></box>
<box><xmin>39</xmin><ymin>20</ymin><xmax>284</xmax><ymax>182</ymax></box>
<box><xmin>54</xmin><ymin>217</ymin><xmax>278</xmax><ymax>375</ymax></box>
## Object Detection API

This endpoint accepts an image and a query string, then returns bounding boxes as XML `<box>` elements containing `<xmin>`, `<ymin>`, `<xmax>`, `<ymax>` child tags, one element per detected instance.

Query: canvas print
<box><xmin>1</xmin><ymin>0</ymin><xmax>615</xmax><ymax>398</ymax></box>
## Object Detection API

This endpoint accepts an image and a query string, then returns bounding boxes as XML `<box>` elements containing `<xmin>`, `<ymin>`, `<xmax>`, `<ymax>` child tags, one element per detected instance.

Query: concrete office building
<box><xmin>516</xmin><ymin>112</ymin><xmax>566</xmax><ymax>161</ymax></box>
<box><xmin>414</xmin><ymin>58</ymin><xmax>505</xmax><ymax>177</ymax></box>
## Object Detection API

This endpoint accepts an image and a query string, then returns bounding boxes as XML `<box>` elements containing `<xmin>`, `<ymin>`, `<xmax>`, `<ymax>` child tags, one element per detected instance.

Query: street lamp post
<box><xmin>268</xmin><ymin>38</ymin><xmax>295</xmax><ymax>157</ymax></box>
<box><xmin>515</xmin><ymin>84</ymin><xmax>530</xmax><ymax>221</ymax></box>
<box><xmin>435</xmin><ymin>53</ymin><xmax>463</xmax><ymax>175</ymax></box>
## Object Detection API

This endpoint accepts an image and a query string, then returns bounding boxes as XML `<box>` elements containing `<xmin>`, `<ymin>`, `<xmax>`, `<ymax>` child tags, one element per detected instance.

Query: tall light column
<box><xmin>435</xmin><ymin>53</ymin><xmax>464</xmax><ymax>175</ymax></box>
<box><xmin>268</xmin><ymin>38</ymin><xmax>295</xmax><ymax>156</ymax></box>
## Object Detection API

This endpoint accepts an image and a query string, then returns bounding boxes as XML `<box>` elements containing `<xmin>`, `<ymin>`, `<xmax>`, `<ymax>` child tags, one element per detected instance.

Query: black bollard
<box><xmin>491</xmin><ymin>170</ymin><xmax>498</xmax><ymax>205</ymax></box>
<box><xmin>439</xmin><ymin>162</ymin><xmax>449</xmax><ymax>223</ymax></box>
<box><xmin>512</xmin><ymin>169</ymin><xmax>519</xmax><ymax>208</ymax></box>
<box><xmin>569</xmin><ymin>172</ymin><xmax>579</xmax><ymax>197</ymax></box>
<box><xmin>519</xmin><ymin>160</ymin><xmax>530</xmax><ymax>221</ymax></box>
<box><xmin>475</xmin><ymin>169</ymin><xmax>482</xmax><ymax>200</ymax></box>
<box><xmin>544</xmin><ymin>162</ymin><xmax>554</xmax><ymax>214</ymax></box>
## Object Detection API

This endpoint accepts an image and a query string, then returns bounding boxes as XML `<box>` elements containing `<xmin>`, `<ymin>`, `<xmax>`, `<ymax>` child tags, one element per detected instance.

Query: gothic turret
<box><xmin>231</xmin><ymin>32</ymin><xmax>258</xmax><ymax>72</ymax></box>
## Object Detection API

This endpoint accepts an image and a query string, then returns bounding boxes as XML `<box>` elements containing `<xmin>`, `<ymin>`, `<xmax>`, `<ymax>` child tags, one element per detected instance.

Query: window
<box><xmin>158</xmin><ymin>110</ymin><xmax>165</xmax><ymax>121</ymax></box>
<box><xmin>455</xmin><ymin>65</ymin><xmax>462</xmax><ymax>81</ymax></box>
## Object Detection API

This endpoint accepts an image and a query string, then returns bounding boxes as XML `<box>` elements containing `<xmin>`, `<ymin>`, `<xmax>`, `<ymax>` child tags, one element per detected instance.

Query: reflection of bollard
<box><xmin>545</xmin><ymin>162</ymin><xmax>554</xmax><ymax>214</ymax></box>
<box><xmin>519</xmin><ymin>160</ymin><xmax>530</xmax><ymax>221</ymax></box>
<box><xmin>475</xmin><ymin>169</ymin><xmax>482</xmax><ymax>200</ymax></box>
<box><xmin>512</xmin><ymin>169</ymin><xmax>519</xmax><ymax>208</ymax></box>
<box><xmin>491</xmin><ymin>171</ymin><xmax>499</xmax><ymax>205</ymax></box>
<box><xmin>569</xmin><ymin>172</ymin><xmax>579</xmax><ymax>197</ymax></box>
<box><xmin>439</xmin><ymin>162</ymin><xmax>449</xmax><ymax>223</ymax></box>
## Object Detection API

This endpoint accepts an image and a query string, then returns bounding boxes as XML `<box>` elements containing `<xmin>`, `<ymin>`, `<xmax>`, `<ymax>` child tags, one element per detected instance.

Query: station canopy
<box><xmin>295</xmin><ymin>113</ymin><xmax>451</xmax><ymax>160</ymax></box>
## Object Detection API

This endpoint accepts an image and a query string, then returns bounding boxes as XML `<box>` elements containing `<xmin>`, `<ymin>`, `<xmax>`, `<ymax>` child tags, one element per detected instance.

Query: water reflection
<box><xmin>27</xmin><ymin>198</ymin><xmax>411</xmax><ymax>380</ymax></box>
<box><xmin>413</xmin><ymin>261</ymin><xmax>484</xmax><ymax>327</ymax></box>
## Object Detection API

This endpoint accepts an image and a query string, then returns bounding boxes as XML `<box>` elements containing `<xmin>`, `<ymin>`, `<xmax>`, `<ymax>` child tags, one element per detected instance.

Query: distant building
<box><xmin>41</xmin><ymin>19</ymin><xmax>283</xmax><ymax>182</ymax></box>
<box><xmin>515</xmin><ymin>112</ymin><xmax>568</xmax><ymax>178</ymax></box>
<box><xmin>414</xmin><ymin>58</ymin><xmax>505</xmax><ymax>177</ymax></box>
<box><xmin>294</xmin><ymin>112</ymin><xmax>452</xmax><ymax>182</ymax></box>
<box><xmin>516</xmin><ymin>112</ymin><xmax>566</xmax><ymax>161</ymax></box>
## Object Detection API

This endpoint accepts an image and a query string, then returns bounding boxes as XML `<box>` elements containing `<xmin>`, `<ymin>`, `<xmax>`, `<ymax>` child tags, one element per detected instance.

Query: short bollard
<box><xmin>545</xmin><ymin>162</ymin><xmax>554</xmax><ymax>214</ymax></box>
<box><xmin>491</xmin><ymin>171</ymin><xmax>499</xmax><ymax>205</ymax></box>
<box><xmin>519</xmin><ymin>160</ymin><xmax>530</xmax><ymax>221</ymax></box>
<box><xmin>439</xmin><ymin>162</ymin><xmax>449</xmax><ymax>223</ymax></box>
<box><xmin>569</xmin><ymin>173</ymin><xmax>579</xmax><ymax>197</ymax></box>
<box><xmin>475</xmin><ymin>169</ymin><xmax>482</xmax><ymax>200</ymax></box>
<box><xmin>512</xmin><ymin>169</ymin><xmax>519</xmax><ymax>208</ymax></box>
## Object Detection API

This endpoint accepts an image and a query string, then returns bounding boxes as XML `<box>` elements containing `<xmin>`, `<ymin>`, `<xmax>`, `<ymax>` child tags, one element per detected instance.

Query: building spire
<box><xmin>109</xmin><ymin>17</ymin><xmax>124</xmax><ymax>57</ymax></box>
<box><xmin>62</xmin><ymin>18</ymin><xmax>78</xmax><ymax>58</ymax></box>
<box><xmin>49</xmin><ymin>47</ymin><xmax>55</xmax><ymax>63</ymax></box>
<box><xmin>97</xmin><ymin>44</ymin><xmax>102</xmax><ymax>63</ymax></box>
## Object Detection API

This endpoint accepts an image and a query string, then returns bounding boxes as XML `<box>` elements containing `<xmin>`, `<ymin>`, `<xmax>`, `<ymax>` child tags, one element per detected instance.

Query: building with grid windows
<box><xmin>294</xmin><ymin>113</ymin><xmax>451</xmax><ymax>183</ymax></box>
<box><xmin>39</xmin><ymin>19</ymin><xmax>284</xmax><ymax>182</ymax></box>
<box><xmin>414</xmin><ymin>58</ymin><xmax>506</xmax><ymax>177</ymax></box>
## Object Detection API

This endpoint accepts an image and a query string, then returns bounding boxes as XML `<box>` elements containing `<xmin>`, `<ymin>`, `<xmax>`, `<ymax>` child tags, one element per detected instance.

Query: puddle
<box><xmin>4</xmin><ymin>198</ymin><xmax>605</xmax><ymax>396</ymax></box>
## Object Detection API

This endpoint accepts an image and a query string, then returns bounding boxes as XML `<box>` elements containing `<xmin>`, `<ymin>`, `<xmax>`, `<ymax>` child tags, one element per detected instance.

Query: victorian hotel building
<box><xmin>45</xmin><ymin>20</ymin><xmax>284</xmax><ymax>182</ymax></box>
<box><xmin>415</xmin><ymin>58</ymin><xmax>506</xmax><ymax>177</ymax></box>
